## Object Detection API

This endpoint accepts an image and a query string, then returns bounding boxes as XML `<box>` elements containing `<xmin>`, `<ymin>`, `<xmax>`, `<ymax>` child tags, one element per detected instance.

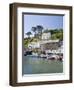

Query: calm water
<box><xmin>22</xmin><ymin>56</ymin><xmax>63</xmax><ymax>75</ymax></box>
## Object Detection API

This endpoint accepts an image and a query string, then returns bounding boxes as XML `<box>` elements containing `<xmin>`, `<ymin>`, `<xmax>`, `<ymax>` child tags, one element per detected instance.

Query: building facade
<box><xmin>42</xmin><ymin>32</ymin><xmax>51</xmax><ymax>40</ymax></box>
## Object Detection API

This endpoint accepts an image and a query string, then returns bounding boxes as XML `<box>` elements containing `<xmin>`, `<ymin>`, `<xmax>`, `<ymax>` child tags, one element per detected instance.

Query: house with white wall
<box><xmin>28</xmin><ymin>41</ymin><xmax>40</xmax><ymax>49</ymax></box>
<box><xmin>42</xmin><ymin>32</ymin><xmax>51</xmax><ymax>40</ymax></box>
<box><xmin>28</xmin><ymin>31</ymin><xmax>63</xmax><ymax>54</ymax></box>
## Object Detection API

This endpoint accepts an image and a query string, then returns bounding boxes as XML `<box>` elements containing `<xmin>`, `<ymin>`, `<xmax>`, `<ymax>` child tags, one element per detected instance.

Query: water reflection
<box><xmin>22</xmin><ymin>56</ymin><xmax>63</xmax><ymax>75</ymax></box>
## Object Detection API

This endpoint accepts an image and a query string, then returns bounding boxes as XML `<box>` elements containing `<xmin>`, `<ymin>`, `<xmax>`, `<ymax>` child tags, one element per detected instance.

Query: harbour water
<box><xmin>22</xmin><ymin>56</ymin><xmax>63</xmax><ymax>75</ymax></box>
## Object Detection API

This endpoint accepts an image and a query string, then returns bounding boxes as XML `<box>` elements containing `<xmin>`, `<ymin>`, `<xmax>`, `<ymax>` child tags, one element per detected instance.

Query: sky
<box><xmin>24</xmin><ymin>14</ymin><xmax>63</xmax><ymax>37</ymax></box>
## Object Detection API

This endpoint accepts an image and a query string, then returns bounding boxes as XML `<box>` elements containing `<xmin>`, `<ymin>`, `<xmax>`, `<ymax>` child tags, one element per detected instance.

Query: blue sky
<box><xmin>24</xmin><ymin>14</ymin><xmax>63</xmax><ymax>37</ymax></box>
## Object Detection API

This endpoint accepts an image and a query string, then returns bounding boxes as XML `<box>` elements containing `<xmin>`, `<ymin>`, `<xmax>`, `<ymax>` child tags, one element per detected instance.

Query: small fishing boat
<box><xmin>40</xmin><ymin>54</ymin><xmax>47</xmax><ymax>58</ymax></box>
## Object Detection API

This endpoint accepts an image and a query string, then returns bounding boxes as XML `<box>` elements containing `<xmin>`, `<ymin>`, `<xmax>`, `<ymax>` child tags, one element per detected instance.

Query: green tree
<box><xmin>43</xmin><ymin>29</ymin><xmax>50</xmax><ymax>33</ymax></box>
<box><xmin>51</xmin><ymin>34</ymin><xmax>57</xmax><ymax>40</ymax></box>
<box><xmin>49</xmin><ymin>29</ymin><xmax>59</xmax><ymax>35</ymax></box>
<box><xmin>56</xmin><ymin>32</ymin><xmax>63</xmax><ymax>40</ymax></box>
<box><xmin>26</xmin><ymin>32</ymin><xmax>32</xmax><ymax>38</ymax></box>
<box><xmin>31</xmin><ymin>27</ymin><xmax>37</xmax><ymax>37</ymax></box>
<box><xmin>51</xmin><ymin>29</ymin><xmax>63</xmax><ymax>40</ymax></box>
<box><xmin>36</xmin><ymin>25</ymin><xmax>43</xmax><ymax>39</ymax></box>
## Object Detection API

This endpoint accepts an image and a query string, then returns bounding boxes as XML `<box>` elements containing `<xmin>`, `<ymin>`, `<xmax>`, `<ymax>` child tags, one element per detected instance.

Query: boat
<box><xmin>47</xmin><ymin>54</ymin><xmax>59</xmax><ymax>60</ymax></box>
<box><xmin>40</xmin><ymin>54</ymin><xmax>47</xmax><ymax>58</ymax></box>
<box><xmin>47</xmin><ymin>52</ymin><xmax>63</xmax><ymax>61</ymax></box>
<box><xmin>32</xmin><ymin>52</ymin><xmax>39</xmax><ymax>57</ymax></box>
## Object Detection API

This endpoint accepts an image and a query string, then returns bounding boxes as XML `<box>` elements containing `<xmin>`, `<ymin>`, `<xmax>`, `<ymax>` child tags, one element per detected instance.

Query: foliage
<box><xmin>36</xmin><ymin>25</ymin><xmax>44</xmax><ymax>39</ymax></box>
<box><xmin>24</xmin><ymin>24</ymin><xmax>63</xmax><ymax>48</ymax></box>
<box><xmin>51</xmin><ymin>29</ymin><xmax>63</xmax><ymax>40</ymax></box>
<box><xmin>43</xmin><ymin>28</ymin><xmax>63</xmax><ymax>40</ymax></box>
<box><xmin>31</xmin><ymin>27</ymin><xmax>37</xmax><ymax>37</ymax></box>
<box><xmin>26</xmin><ymin>32</ymin><xmax>32</xmax><ymax>38</ymax></box>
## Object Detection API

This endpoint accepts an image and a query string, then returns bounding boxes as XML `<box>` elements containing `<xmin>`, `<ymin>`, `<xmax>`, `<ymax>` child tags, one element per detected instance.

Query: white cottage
<box><xmin>28</xmin><ymin>42</ymin><xmax>40</xmax><ymax>49</ymax></box>
<box><xmin>42</xmin><ymin>32</ymin><xmax>51</xmax><ymax>40</ymax></box>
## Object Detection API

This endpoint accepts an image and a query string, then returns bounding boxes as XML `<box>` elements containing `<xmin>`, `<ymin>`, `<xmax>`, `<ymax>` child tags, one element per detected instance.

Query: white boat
<box><xmin>32</xmin><ymin>53</ymin><xmax>39</xmax><ymax>57</ymax></box>
<box><xmin>40</xmin><ymin>54</ymin><xmax>47</xmax><ymax>58</ymax></box>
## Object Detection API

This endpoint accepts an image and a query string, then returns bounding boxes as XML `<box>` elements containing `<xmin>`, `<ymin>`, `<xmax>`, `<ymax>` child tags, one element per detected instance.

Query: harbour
<box><xmin>22</xmin><ymin>55</ymin><xmax>63</xmax><ymax>75</ymax></box>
